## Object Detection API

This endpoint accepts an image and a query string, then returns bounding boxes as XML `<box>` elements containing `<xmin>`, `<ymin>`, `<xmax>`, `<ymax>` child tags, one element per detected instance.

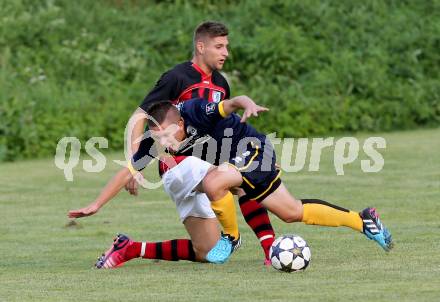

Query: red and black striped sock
<box><xmin>238</xmin><ymin>195</ymin><xmax>275</xmax><ymax>260</ymax></box>
<box><xmin>128</xmin><ymin>239</ymin><xmax>196</xmax><ymax>262</ymax></box>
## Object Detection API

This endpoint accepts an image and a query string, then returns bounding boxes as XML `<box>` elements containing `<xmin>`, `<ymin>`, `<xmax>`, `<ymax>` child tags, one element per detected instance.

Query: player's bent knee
<box><xmin>202</xmin><ymin>174</ymin><xmax>228</xmax><ymax>201</ymax></box>
<box><xmin>202</xmin><ymin>166</ymin><xmax>242</xmax><ymax>201</ymax></box>
<box><xmin>193</xmin><ymin>250</ymin><xmax>209</xmax><ymax>262</ymax></box>
<box><xmin>191</xmin><ymin>242</ymin><xmax>213</xmax><ymax>262</ymax></box>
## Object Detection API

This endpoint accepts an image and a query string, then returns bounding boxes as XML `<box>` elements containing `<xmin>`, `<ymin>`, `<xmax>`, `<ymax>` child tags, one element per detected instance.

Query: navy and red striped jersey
<box><xmin>139</xmin><ymin>61</ymin><xmax>230</xmax><ymax>111</ymax></box>
<box><xmin>179</xmin><ymin>98</ymin><xmax>264</xmax><ymax>155</ymax></box>
<box><xmin>131</xmin><ymin>99</ymin><xmax>267</xmax><ymax>176</ymax></box>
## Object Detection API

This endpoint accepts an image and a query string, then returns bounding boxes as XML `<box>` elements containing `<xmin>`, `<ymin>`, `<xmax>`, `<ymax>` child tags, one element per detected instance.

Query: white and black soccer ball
<box><xmin>269</xmin><ymin>234</ymin><xmax>311</xmax><ymax>272</ymax></box>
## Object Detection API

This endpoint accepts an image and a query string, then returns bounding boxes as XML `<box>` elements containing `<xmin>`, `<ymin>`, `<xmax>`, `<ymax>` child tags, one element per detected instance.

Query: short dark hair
<box><xmin>146</xmin><ymin>101</ymin><xmax>180</xmax><ymax>128</ymax></box>
<box><xmin>193</xmin><ymin>21</ymin><xmax>228</xmax><ymax>46</ymax></box>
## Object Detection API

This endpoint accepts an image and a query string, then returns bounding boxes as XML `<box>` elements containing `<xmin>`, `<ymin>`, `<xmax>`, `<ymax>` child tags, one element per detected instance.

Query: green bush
<box><xmin>0</xmin><ymin>0</ymin><xmax>439</xmax><ymax>161</ymax></box>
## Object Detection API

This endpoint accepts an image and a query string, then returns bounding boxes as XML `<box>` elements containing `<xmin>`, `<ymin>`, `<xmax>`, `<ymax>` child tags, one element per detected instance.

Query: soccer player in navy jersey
<box><xmin>125</xmin><ymin>21</ymin><xmax>276</xmax><ymax>263</ymax></box>
<box><xmin>140</xmin><ymin>98</ymin><xmax>394</xmax><ymax>253</ymax></box>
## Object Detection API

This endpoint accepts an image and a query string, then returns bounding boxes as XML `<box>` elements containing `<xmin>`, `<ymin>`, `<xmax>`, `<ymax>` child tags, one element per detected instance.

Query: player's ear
<box><xmin>196</xmin><ymin>40</ymin><xmax>204</xmax><ymax>55</ymax></box>
<box><xmin>177</xmin><ymin>118</ymin><xmax>186</xmax><ymax>137</ymax></box>
<box><xmin>178</xmin><ymin>118</ymin><xmax>184</xmax><ymax>129</ymax></box>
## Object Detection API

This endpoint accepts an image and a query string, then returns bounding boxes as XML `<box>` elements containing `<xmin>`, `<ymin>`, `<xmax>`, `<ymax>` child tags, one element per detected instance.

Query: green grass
<box><xmin>1</xmin><ymin>128</ymin><xmax>439</xmax><ymax>302</ymax></box>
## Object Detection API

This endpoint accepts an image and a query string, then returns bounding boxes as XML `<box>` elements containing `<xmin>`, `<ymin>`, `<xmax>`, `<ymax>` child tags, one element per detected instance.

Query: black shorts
<box><xmin>228</xmin><ymin>138</ymin><xmax>281</xmax><ymax>202</ymax></box>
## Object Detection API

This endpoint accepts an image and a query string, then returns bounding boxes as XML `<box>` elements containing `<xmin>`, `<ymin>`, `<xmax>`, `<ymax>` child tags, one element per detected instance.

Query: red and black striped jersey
<box><xmin>139</xmin><ymin>61</ymin><xmax>230</xmax><ymax>111</ymax></box>
<box><xmin>136</xmin><ymin>61</ymin><xmax>230</xmax><ymax>175</ymax></box>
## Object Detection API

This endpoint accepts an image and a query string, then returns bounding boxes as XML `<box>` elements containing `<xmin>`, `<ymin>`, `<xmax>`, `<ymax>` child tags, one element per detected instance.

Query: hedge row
<box><xmin>1</xmin><ymin>0</ymin><xmax>439</xmax><ymax>161</ymax></box>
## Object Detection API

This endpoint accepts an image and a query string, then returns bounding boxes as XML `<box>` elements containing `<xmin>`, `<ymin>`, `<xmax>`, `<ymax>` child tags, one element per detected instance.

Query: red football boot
<box><xmin>95</xmin><ymin>234</ymin><xmax>133</xmax><ymax>269</ymax></box>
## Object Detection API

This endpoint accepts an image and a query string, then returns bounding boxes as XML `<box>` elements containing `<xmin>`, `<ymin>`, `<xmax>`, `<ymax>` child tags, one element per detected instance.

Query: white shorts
<box><xmin>162</xmin><ymin>156</ymin><xmax>216</xmax><ymax>222</ymax></box>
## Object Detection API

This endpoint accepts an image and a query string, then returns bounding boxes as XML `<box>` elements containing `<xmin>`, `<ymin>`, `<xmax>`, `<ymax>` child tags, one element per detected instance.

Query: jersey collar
<box><xmin>191</xmin><ymin>62</ymin><xmax>212</xmax><ymax>81</ymax></box>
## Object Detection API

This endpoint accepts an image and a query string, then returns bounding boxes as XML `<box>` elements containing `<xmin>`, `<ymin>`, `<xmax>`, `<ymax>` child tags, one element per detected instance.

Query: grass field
<box><xmin>1</xmin><ymin>128</ymin><xmax>439</xmax><ymax>302</ymax></box>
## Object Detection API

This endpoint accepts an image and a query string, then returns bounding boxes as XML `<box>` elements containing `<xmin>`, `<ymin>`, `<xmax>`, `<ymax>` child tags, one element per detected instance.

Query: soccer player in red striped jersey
<box><xmin>126</xmin><ymin>21</ymin><xmax>276</xmax><ymax>264</ymax></box>
<box><xmin>68</xmin><ymin>155</ymin><xmax>236</xmax><ymax>268</ymax></box>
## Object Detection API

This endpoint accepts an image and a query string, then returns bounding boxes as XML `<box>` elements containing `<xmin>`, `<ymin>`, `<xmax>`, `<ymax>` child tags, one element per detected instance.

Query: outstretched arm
<box><xmin>221</xmin><ymin>95</ymin><xmax>269</xmax><ymax>122</ymax></box>
<box><xmin>124</xmin><ymin>108</ymin><xmax>147</xmax><ymax>196</ymax></box>
<box><xmin>68</xmin><ymin>167</ymin><xmax>133</xmax><ymax>218</ymax></box>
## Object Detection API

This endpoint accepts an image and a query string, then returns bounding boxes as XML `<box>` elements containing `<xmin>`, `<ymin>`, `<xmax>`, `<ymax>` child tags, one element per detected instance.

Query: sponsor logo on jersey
<box><xmin>205</xmin><ymin>102</ymin><xmax>216</xmax><ymax>114</ymax></box>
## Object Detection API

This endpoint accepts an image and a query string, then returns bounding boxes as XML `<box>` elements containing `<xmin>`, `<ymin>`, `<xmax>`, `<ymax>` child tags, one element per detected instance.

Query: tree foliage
<box><xmin>1</xmin><ymin>0</ymin><xmax>439</xmax><ymax>160</ymax></box>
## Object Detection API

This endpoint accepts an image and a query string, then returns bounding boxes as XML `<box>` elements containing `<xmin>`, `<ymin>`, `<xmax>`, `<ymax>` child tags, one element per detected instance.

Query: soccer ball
<box><xmin>269</xmin><ymin>234</ymin><xmax>311</xmax><ymax>272</ymax></box>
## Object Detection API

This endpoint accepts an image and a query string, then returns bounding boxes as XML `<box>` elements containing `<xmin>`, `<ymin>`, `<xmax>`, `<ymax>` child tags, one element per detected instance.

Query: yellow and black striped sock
<box><xmin>301</xmin><ymin>199</ymin><xmax>363</xmax><ymax>232</ymax></box>
<box><xmin>211</xmin><ymin>192</ymin><xmax>240</xmax><ymax>239</ymax></box>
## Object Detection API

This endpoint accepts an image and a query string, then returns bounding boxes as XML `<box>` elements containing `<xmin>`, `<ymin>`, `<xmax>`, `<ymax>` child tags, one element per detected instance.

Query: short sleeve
<box><xmin>130</xmin><ymin>134</ymin><xmax>158</xmax><ymax>172</ymax></box>
<box><xmin>183</xmin><ymin>98</ymin><xmax>227</xmax><ymax>129</ymax></box>
<box><xmin>139</xmin><ymin>71</ymin><xmax>180</xmax><ymax>111</ymax></box>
